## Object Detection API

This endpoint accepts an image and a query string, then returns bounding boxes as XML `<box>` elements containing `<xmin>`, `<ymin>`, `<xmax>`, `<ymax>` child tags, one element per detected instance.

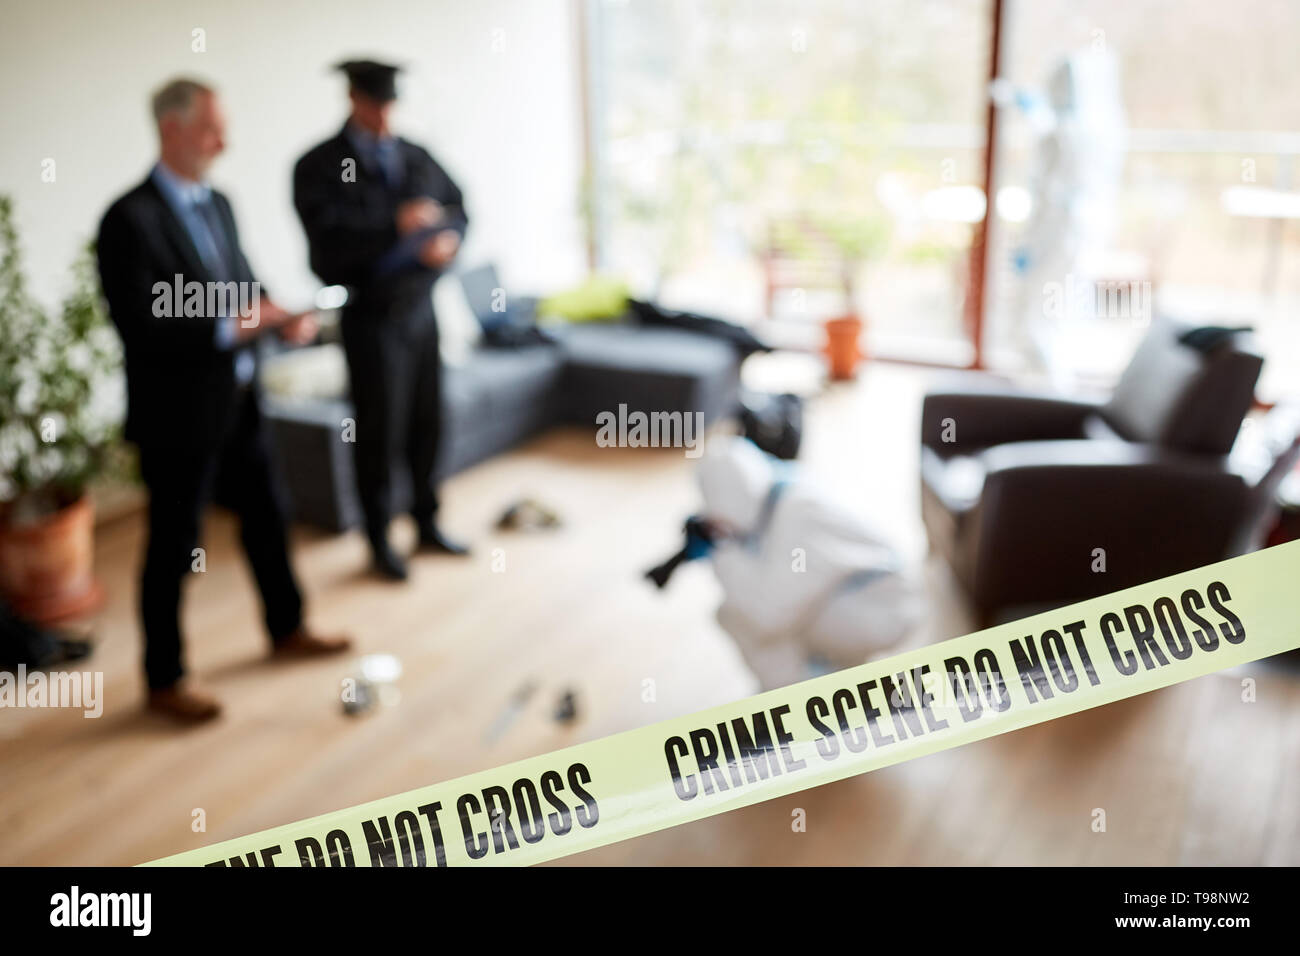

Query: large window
<box><xmin>989</xmin><ymin>0</ymin><xmax>1300</xmax><ymax>400</ymax></box>
<box><xmin>585</xmin><ymin>0</ymin><xmax>1300</xmax><ymax>399</ymax></box>
<box><xmin>585</xmin><ymin>0</ymin><xmax>992</xmax><ymax>364</ymax></box>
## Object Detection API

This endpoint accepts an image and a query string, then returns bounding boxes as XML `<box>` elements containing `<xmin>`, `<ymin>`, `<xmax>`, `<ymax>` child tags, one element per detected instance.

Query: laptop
<box><xmin>458</xmin><ymin>263</ymin><xmax>537</xmax><ymax>329</ymax></box>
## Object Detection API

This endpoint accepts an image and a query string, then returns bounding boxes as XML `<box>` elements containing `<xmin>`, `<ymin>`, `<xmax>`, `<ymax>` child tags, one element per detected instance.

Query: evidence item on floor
<box><xmin>554</xmin><ymin>689</ymin><xmax>578</xmax><ymax>724</ymax></box>
<box><xmin>484</xmin><ymin>680</ymin><xmax>539</xmax><ymax>744</ymax></box>
<box><xmin>496</xmin><ymin>498</ymin><xmax>563</xmax><ymax>531</ymax></box>
<box><xmin>342</xmin><ymin>653</ymin><xmax>403</xmax><ymax>716</ymax></box>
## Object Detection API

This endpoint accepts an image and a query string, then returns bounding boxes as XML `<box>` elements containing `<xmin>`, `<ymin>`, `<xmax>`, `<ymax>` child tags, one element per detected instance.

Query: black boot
<box><xmin>369</xmin><ymin>533</ymin><xmax>409</xmax><ymax>581</ymax></box>
<box><xmin>415</xmin><ymin>518</ymin><xmax>470</xmax><ymax>556</ymax></box>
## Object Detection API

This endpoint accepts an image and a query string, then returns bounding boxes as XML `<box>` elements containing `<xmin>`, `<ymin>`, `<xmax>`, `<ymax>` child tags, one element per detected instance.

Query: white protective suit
<box><xmin>698</xmin><ymin>437</ymin><xmax>922</xmax><ymax>690</ymax></box>
<box><xmin>1008</xmin><ymin>47</ymin><xmax>1127</xmax><ymax>388</ymax></box>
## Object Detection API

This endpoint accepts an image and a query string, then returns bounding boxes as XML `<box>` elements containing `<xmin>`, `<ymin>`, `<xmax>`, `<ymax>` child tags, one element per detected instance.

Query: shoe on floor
<box><xmin>415</xmin><ymin>522</ymin><xmax>470</xmax><ymax>556</ymax></box>
<box><xmin>370</xmin><ymin>542</ymin><xmax>409</xmax><ymax>580</ymax></box>
<box><xmin>53</xmin><ymin>637</ymin><xmax>94</xmax><ymax>663</ymax></box>
<box><xmin>147</xmin><ymin>682</ymin><xmax>222</xmax><ymax>724</ymax></box>
<box><xmin>272</xmin><ymin>627</ymin><xmax>353</xmax><ymax>660</ymax></box>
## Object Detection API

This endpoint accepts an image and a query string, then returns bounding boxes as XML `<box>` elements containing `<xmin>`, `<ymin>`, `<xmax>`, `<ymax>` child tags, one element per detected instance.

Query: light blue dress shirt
<box><xmin>151</xmin><ymin>162</ymin><xmax>256</xmax><ymax>385</ymax></box>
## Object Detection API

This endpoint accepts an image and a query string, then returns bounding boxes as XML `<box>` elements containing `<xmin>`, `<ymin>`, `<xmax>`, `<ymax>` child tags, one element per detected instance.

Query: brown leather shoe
<box><xmin>147</xmin><ymin>682</ymin><xmax>222</xmax><ymax>724</ymax></box>
<box><xmin>272</xmin><ymin>626</ymin><xmax>353</xmax><ymax>660</ymax></box>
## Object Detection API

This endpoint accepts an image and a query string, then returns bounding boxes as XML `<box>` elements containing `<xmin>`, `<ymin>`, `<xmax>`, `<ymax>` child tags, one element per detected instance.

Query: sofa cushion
<box><xmin>439</xmin><ymin>346</ymin><xmax>566</xmax><ymax>477</ymax></box>
<box><xmin>261</xmin><ymin>320</ymin><xmax>742</xmax><ymax>531</ymax></box>
<box><xmin>261</xmin><ymin>343</ymin><xmax>349</xmax><ymax>401</ymax></box>
<box><xmin>434</xmin><ymin>272</ymin><xmax>483</xmax><ymax>366</ymax></box>
<box><xmin>1100</xmin><ymin>318</ymin><xmax>1203</xmax><ymax>444</ymax></box>
<box><xmin>556</xmin><ymin>322</ymin><xmax>738</xmax><ymax>373</ymax></box>
<box><xmin>445</xmin><ymin>346</ymin><xmax>564</xmax><ymax>419</ymax></box>
<box><xmin>921</xmin><ymin>446</ymin><xmax>985</xmax><ymax>514</ymax></box>
<box><xmin>550</xmin><ymin>322</ymin><xmax>740</xmax><ymax>425</ymax></box>
<box><xmin>1100</xmin><ymin>317</ymin><xmax>1262</xmax><ymax>454</ymax></box>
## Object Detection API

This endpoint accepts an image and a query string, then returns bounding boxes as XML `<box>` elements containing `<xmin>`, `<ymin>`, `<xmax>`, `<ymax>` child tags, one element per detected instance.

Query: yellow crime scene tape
<box><xmin>145</xmin><ymin>540</ymin><xmax>1300</xmax><ymax>867</ymax></box>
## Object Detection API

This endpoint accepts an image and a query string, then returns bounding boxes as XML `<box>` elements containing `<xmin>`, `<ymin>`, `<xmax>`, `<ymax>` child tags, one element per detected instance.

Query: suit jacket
<box><xmin>96</xmin><ymin>175</ymin><xmax>260</xmax><ymax>449</ymax></box>
<box><xmin>293</xmin><ymin>125</ymin><xmax>468</xmax><ymax>317</ymax></box>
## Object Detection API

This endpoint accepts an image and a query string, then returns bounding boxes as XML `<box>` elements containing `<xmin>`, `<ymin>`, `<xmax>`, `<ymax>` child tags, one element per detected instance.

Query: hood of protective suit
<box><xmin>696</xmin><ymin>436</ymin><xmax>775</xmax><ymax>532</ymax></box>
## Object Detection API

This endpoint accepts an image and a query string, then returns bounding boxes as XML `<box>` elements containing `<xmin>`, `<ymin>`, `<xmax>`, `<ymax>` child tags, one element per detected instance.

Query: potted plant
<box><xmin>817</xmin><ymin>213</ymin><xmax>889</xmax><ymax>379</ymax></box>
<box><xmin>0</xmin><ymin>195</ymin><xmax>124</xmax><ymax>622</ymax></box>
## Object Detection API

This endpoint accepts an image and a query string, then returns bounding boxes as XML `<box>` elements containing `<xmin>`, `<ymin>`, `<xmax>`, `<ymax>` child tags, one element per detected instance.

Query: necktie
<box><xmin>194</xmin><ymin>196</ymin><xmax>234</xmax><ymax>280</ymax></box>
<box><xmin>374</xmin><ymin>140</ymin><xmax>401</xmax><ymax>190</ymax></box>
<box><xmin>194</xmin><ymin>194</ymin><xmax>254</xmax><ymax>384</ymax></box>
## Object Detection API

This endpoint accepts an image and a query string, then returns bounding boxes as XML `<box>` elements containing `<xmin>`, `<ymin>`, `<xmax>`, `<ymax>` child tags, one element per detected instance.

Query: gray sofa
<box><xmin>262</xmin><ymin>320</ymin><xmax>742</xmax><ymax>532</ymax></box>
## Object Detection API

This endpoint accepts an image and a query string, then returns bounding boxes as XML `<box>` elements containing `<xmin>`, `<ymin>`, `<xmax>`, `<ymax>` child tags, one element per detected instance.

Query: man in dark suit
<box><xmin>97</xmin><ymin>77</ymin><xmax>351</xmax><ymax>723</ymax></box>
<box><xmin>294</xmin><ymin>60</ymin><xmax>469</xmax><ymax>581</ymax></box>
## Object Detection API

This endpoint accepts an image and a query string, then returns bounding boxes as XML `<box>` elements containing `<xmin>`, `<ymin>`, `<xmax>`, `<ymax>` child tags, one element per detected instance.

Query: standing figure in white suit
<box><xmin>1005</xmin><ymin>47</ymin><xmax>1127</xmax><ymax>388</ymax></box>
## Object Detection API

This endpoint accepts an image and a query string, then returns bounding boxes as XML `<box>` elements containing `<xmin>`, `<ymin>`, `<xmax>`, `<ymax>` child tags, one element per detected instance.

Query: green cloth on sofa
<box><xmin>537</xmin><ymin>275</ymin><xmax>630</xmax><ymax>322</ymax></box>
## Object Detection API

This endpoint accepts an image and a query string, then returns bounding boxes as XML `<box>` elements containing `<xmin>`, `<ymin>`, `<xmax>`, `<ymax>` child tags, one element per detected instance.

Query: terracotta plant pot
<box><xmin>824</xmin><ymin>314</ymin><xmax>865</xmax><ymax>380</ymax></box>
<box><xmin>0</xmin><ymin>495</ymin><xmax>104</xmax><ymax>624</ymax></box>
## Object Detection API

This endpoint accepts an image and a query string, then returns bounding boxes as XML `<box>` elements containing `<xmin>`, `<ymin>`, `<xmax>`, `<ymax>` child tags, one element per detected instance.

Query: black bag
<box><xmin>738</xmin><ymin>390</ymin><xmax>803</xmax><ymax>460</ymax></box>
<box><xmin>626</xmin><ymin>299</ymin><xmax>770</xmax><ymax>358</ymax></box>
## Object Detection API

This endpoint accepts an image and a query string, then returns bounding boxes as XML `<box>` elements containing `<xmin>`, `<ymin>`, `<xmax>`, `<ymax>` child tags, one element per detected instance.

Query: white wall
<box><xmin>0</xmin><ymin>0</ymin><xmax>588</xmax><ymax>311</ymax></box>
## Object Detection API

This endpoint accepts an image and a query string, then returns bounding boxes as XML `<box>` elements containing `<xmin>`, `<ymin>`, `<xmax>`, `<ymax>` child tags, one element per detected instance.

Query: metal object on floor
<box><xmin>554</xmin><ymin>689</ymin><xmax>578</xmax><ymax>724</ymax></box>
<box><xmin>341</xmin><ymin>653</ymin><xmax>403</xmax><ymax>716</ymax></box>
<box><xmin>484</xmin><ymin>680</ymin><xmax>539</xmax><ymax>743</ymax></box>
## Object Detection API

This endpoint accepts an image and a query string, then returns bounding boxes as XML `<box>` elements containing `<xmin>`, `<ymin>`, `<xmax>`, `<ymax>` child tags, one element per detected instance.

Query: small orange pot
<box><xmin>824</xmin><ymin>314</ymin><xmax>865</xmax><ymax>380</ymax></box>
<box><xmin>0</xmin><ymin>495</ymin><xmax>104</xmax><ymax>624</ymax></box>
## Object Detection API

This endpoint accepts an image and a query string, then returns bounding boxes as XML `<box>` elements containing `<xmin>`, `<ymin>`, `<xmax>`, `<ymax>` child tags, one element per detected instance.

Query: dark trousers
<box><xmin>340</xmin><ymin>306</ymin><xmax>444</xmax><ymax>547</ymax></box>
<box><xmin>138</xmin><ymin>388</ymin><xmax>303</xmax><ymax>690</ymax></box>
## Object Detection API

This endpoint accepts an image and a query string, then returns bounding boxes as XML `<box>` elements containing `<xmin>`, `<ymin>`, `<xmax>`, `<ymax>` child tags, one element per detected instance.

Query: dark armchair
<box><xmin>920</xmin><ymin>317</ymin><xmax>1295</xmax><ymax>624</ymax></box>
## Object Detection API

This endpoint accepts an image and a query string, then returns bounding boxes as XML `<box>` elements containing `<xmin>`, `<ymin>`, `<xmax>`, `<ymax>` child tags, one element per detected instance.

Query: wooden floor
<box><xmin>2</xmin><ymin>363</ymin><xmax>1297</xmax><ymax>866</ymax></box>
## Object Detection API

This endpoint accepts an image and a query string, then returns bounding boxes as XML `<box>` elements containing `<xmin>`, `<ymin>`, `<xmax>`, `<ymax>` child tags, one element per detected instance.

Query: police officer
<box><xmin>294</xmin><ymin>60</ymin><xmax>469</xmax><ymax>580</ymax></box>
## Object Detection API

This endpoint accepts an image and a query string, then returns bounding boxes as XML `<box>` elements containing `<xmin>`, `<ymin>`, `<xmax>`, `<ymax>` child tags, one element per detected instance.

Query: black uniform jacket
<box><xmin>293</xmin><ymin>125</ymin><xmax>468</xmax><ymax>318</ymax></box>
